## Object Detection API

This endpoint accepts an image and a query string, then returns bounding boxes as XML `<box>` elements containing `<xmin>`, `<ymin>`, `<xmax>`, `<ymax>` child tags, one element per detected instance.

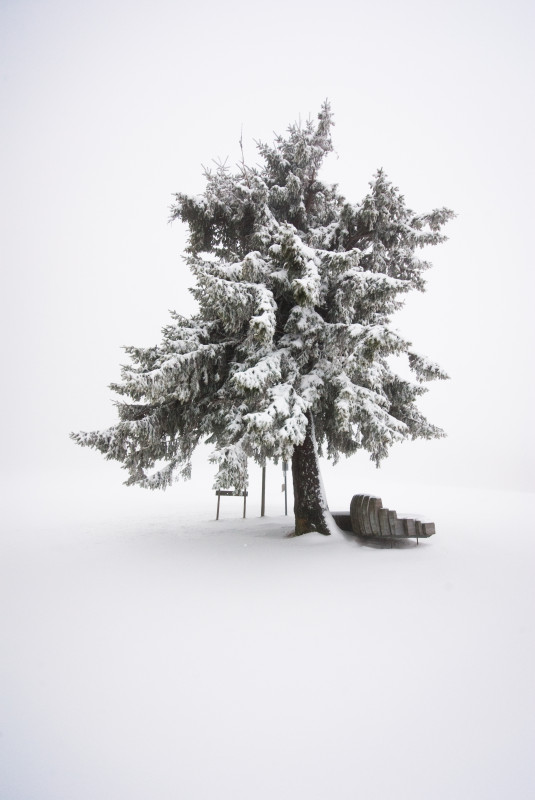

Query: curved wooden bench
<box><xmin>332</xmin><ymin>495</ymin><xmax>435</xmax><ymax>542</ymax></box>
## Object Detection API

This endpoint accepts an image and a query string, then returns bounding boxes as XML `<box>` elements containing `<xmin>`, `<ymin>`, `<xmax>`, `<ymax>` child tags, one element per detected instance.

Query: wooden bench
<box><xmin>332</xmin><ymin>494</ymin><xmax>436</xmax><ymax>544</ymax></box>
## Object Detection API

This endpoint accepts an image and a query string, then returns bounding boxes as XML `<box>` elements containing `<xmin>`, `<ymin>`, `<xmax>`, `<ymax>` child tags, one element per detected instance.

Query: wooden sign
<box><xmin>215</xmin><ymin>489</ymin><xmax>248</xmax><ymax>520</ymax></box>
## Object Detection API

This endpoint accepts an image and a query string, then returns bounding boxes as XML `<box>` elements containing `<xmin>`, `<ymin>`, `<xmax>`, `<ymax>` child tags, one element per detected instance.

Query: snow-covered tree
<box><xmin>72</xmin><ymin>103</ymin><xmax>453</xmax><ymax>535</ymax></box>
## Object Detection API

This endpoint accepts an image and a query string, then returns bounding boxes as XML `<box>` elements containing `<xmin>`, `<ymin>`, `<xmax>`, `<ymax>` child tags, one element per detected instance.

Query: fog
<box><xmin>1</xmin><ymin>3</ymin><xmax>535</xmax><ymax>798</ymax></box>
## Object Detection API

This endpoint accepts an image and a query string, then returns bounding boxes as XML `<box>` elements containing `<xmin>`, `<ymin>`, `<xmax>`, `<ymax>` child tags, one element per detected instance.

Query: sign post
<box><xmin>282</xmin><ymin>461</ymin><xmax>288</xmax><ymax>516</ymax></box>
<box><xmin>261</xmin><ymin>465</ymin><xmax>266</xmax><ymax>517</ymax></box>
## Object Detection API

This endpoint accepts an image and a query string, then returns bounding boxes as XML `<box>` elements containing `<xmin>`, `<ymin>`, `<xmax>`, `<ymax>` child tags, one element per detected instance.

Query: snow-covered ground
<box><xmin>1</xmin><ymin>473</ymin><xmax>534</xmax><ymax>799</ymax></box>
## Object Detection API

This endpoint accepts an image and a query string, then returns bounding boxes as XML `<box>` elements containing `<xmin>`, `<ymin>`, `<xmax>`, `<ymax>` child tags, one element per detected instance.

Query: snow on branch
<box><xmin>231</xmin><ymin>350</ymin><xmax>285</xmax><ymax>393</ymax></box>
<box><xmin>408</xmin><ymin>351</ymin><xmax>450</xmax><ymax>382</ymax></box>
<box><xmin>244</xmin><ymin>383</ymin><xmax>309</xmax><ymax>456</ymax></box>
<box><xmin>291</xmin><ymin>258</ymin><xmax>321</xmax><ymax>306</ymax></box>
<box><xmin>331</xmin><ymin>373</ymin><xmax>409</xmax><ymax>463</ymax></box>
<box><xmin>249</xmin><ymin>285</ymin><xmax>277</xmax><ymax>344</ymax></box>
<box><xmin>113</xmin><ymin>342</ymin><xmax>227</xmax><ymax>403</ymax></box>
<box><xmin>212</xmin><ymin>442</ymin><xmax>248</xmax><ymax>492</ymax></box>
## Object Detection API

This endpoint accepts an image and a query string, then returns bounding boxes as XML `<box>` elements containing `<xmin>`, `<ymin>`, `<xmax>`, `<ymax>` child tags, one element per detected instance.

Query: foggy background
<box><xmin>2</xmin><ymin>4</ymin><xmax>535</xmax><ymax>800</ymax></box>
<box><xmin>1</xmin><ymin>0</ymin><xmax>534</xmax><ymax>501</ymax></box>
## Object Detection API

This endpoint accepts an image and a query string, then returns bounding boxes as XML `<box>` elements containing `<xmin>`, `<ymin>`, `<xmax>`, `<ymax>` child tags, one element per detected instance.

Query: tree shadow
<box><xmin>337</xmin><ymin>527</ymin><xmax>421</xmax><ymax>549</ymax></box>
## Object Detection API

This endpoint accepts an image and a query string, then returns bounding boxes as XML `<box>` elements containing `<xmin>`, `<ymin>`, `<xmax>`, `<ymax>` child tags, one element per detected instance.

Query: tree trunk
<box><xmin>291</xmin><ymin>413</ymin><xmax>331</xmax><ymax>535</ymax></box>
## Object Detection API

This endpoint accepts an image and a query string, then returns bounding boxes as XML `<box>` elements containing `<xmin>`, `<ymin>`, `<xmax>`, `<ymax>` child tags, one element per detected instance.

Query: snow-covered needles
<box><xmin>72</xmin><ymin>102</ymin><xmax>453</xmax><ymax>492</ymax></box>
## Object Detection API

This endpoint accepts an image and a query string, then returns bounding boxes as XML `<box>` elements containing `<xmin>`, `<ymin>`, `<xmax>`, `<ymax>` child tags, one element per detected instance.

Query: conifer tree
<box><xmin>72</xmin><ymin>103</ymin><xmax>453</xmax><ymax>535</ymax></box>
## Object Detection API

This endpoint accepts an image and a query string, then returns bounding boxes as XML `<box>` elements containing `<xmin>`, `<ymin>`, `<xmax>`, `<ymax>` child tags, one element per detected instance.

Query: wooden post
<box><xmin>243</xmin><ymin>489</ymin><xmax>247</xmax><ymax>519</ymax></box>
<box><xmin>261</xmin><ymin>465</ymin><xmax>266</xmax><ymax>517</ymax></box>
<box><xmin>282</xmin><ymin>461</ymin><xmax>288</xmax><ymax>516</ymax></box>
<box><xmin>216</xmin><ymin>492</ymin><xmax>221</xmax><ymax>520</ymax></box>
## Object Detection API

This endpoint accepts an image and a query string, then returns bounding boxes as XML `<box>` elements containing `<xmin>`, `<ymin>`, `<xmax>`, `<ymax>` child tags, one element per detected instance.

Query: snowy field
<box><xmin>1</xmin><ymin>472</ymin><xmax>534</xmax><ymax>800</ymax></box>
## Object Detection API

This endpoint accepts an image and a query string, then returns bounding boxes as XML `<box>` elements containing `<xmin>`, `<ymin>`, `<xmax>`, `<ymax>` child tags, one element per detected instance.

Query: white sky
<box><xmin>1</xmin><ymin>0</ymin><xmax>534</xmax><ymax>494</ymax></box>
